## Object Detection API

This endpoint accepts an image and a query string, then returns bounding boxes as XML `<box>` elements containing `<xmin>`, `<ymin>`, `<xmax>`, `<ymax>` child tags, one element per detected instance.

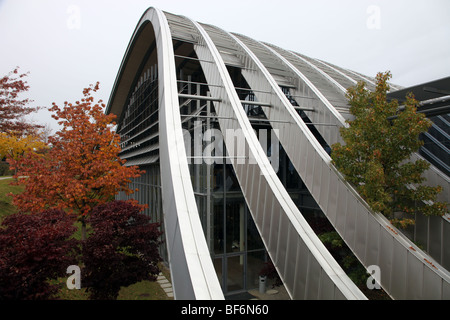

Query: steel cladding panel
<box><xmin>391</xmin><ymin>239</ymin><xmax>408</xmax><ymax>298</ymax></box>
<box><xmin>275</xmin><ymin>212</ymin><xmax>289</xmax><ymax>275</ymax></box>
<box><xmin>304</xmin><ymin>144</ymin><xmax>314</xmax><ymax>188</ymax></box>
<box><xmin>444</xmin><ymin>220</ymin><xmax>450</xmax><ymax>268</ymax></box>
<box><xmin>305</xmin><ymin>256</ymin><xmax>321</xmax><ymax>299</ymax></box>
<box><xmin>345</xmin><ymin>198</ymin><xmax>357</xmax><ymax>250</ymax></box>
<box><xmin>294</xmin><ymin>242</ymin><xmax>309</xmax><ymax>299</ymax></box>
<box><xmin>406</xmin><ymin>251</ymin><xmax>423</xmax><ymax>299</ymax></box>
<box><xmin>379</xmin><ymin>229</ymin><xmax>394</xmax><ymax>292</ymax></box>
<box><xmin>311</xmin><ymin>153</ymin><xmax>321</xmax><ymax>200</ymax></box>
<box><xmin>327</xmin><ymin>174</ymin><xmax>338</xmax><ymax>225</ymax></box>
<box><xmin>429</xmin><ymin>216</ymin><xmax>443</xmax><ymax>262</ymax></box>
<box><xmin>298</xmin><ymin>134</ymin><xmax>308</xmax><ymax>178</ymax></box>
<box><xmin>335</xmin><ymin>182</ymin><xmax>348</xmax><ymax>234</ymax></box>
<box><xmin>318</xmin><ymin>161</ymin><xmax>330</xmax><ymax>211</ymax></box>
<box><xmin>268</xmin><ymin>201</ymin><xmax>281</xmax><ymax>254</ymax></box>
<box><xmin>284</xmin><ymin>224</ymin><xmax>298</xmax><ymax>287</ymax></box>
<box><xmin>261</xmin><ymin>184</ymin><xmax>272</xmax><ymax>240</ymax></box>
<box><xmin>255</xmin><ymin>177</ymin><xmax>267</xmax><ymax>227</ymax></box>
<box><xmin>366</xmin><ymin>214</ymin><xmax>380</xmax><ymax>266</ymax></box>
<box><xmin>423</xmin><ymin>266</ymin><xmax>442</xmax><ymax>299</ymax></box>
<box><xmin>444</xmin><ymin>278</ymin><xmax>450</xmax><ymax>299</ymax></box>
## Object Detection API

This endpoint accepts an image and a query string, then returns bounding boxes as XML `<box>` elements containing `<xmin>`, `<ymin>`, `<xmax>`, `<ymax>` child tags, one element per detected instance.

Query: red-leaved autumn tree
<box><xmin>9</xmin><ymin>82</ymin><xmax>143</xmax><ymax>239</ymax></box>
<box><xmin>0</xmin><ymin>67</ymin><xmax>42</xmax><ymax>135</ymax></box>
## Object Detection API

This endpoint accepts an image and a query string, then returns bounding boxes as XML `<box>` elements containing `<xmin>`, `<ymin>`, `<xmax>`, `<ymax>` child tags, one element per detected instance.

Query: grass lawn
<box><xmin>0</xmin><ymin>176</ymin><xmax>173</xmax><ymax>300</ymax></box>
<box><xmin>0</xmin><ymin>177</ymin><xmax>23</xmax><ymax>221</ymax></box>
<box><xmin>52</xmin><ymin>262</ymin><xmax>173</xmax><ymax>300</ymax></box>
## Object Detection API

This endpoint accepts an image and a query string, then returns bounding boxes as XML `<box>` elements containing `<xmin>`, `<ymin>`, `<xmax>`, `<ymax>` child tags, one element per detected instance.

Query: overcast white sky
<box><xmin>1</xmin><ymin>0</ymin><xmax>449</xmax><ymax>131</ymax></box>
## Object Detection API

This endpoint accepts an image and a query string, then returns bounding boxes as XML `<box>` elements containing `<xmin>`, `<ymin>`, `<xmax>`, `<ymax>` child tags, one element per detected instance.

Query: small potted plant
<box><xmin>258</xmin><ymin>259</ymin><xmax>282</xmax><ymax>293</ymax></box>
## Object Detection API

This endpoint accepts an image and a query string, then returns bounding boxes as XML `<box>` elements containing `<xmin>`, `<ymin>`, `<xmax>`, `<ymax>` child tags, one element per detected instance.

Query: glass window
<box><xmin>246</xmin><ymin>250</ymin><xmax>266</xmax><ymax>289</ymax></box>
<box><xmin>227</xmin><ymin>255</ymin><xmax>244</xmax><ymax>292</ymax></box>
<box><xmin>225</xmin><ymin>200</ymin><xmax>245</xmax><ymax>253</ymax></box>
<box><xmin>213</xmin><ymin>163</ymin><xmax>224</xmax><ymax>192</ymax></box>
<box><xmin>213</xmin><ymin>196</ymin><xmax>224</xmax><ymax>255</ymax></box>
<box><xmin>225</xmin><ymin>164</ymin><xmax>240</xmax><ymax>192</ymax></box>
<box><xmin>247</xmin><ymin>211</ymin><xmax>264</xmax><ymax>251</ymax></box>
<box><xmin>195</xmin><ymin>195</ymin><xmax>207</xmax><ymax>235</ymax></box>
<box><xmin>213</xmin><ymin>257</ymin><xmax>223</xmax><ymax>289</ymax></box>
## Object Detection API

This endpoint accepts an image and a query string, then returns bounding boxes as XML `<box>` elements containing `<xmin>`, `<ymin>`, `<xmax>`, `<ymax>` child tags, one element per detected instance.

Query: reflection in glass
<box><xmin>227</xmin><ymin>255</ymin><xmax>244</xmax><ymax>292</ymax></box>
<box><xmin>225</xmin><ymin>164</ymin><xmax>240</xmax><ymax>191</ymax></box>
<box><xmin>226</xmin><ymin>201</ymin><xmax>245</xmax><ymax>254</ymax></box>
<box><xmin>213</xmin><ymin>196</ymin><xmax>224</xmax><ymax>255</ymax></box>
<box><xmin>214</xmin><ymin>257</ymin><xmax>223</xmax><ymax>289</ymax></box>
<box><xmin>247</xmin><ymin>213</ymin><xmax>264</xmax><ymax>251</ymax></box>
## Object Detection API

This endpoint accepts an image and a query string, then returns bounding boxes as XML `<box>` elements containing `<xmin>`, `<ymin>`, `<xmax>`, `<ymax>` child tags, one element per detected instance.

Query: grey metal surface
<box><xmin>249</xmin><ymin>40</ymin><xmax>349</xmax><ymax>146</ymax></box>
<box><xmin>107</xmin><ymin>7</ymin><xmax>223</xmax><ymax>300</ymax></box>
<box><xmin>176</xmin><ymin>16</ymin><xmax>366</xmax><ymax>300</ymax></box>
<box><xmin>213</xmin><ymin>28</ymin><xmax>450</xmax><ymax>299</ymax></box>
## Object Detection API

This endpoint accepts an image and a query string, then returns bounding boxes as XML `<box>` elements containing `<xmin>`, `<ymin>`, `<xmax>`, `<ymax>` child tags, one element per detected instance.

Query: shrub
<box><xmin>82</xmin><ymin>200</ymin><xmax>162</xmax><ymax>300</ymax></box>
<box><xmin>0</xmin><ymin>210</ymin><xmax>79</xmax><ymax>300</ymax></box>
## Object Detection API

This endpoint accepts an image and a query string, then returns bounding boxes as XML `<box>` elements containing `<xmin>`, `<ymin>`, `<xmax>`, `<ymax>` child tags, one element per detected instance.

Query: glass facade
<box><xmin>208</xmin><ymin>162</ymin><xmax>266</xmax><ymax>294</ymax></box>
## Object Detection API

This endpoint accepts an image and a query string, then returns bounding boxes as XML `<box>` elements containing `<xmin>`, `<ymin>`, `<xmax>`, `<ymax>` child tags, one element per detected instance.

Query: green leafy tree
<box><xmin>331</xmin><ymin>71</ymin><xmax>447</xmax><ymax>228</ymax></box>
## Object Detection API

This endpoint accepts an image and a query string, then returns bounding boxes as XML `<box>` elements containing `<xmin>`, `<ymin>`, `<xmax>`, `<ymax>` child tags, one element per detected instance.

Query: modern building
<box><xmin>106</xmin><ymin>7</ymin><xmax>450</xmax><ymax>300</ymax></box>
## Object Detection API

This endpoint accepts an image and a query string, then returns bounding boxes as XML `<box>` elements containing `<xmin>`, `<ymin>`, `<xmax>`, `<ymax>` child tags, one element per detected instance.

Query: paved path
<box><xmin>157</xmin><ymin>272</ymin><xmax>174</xmax><ymax>298</ymax></box>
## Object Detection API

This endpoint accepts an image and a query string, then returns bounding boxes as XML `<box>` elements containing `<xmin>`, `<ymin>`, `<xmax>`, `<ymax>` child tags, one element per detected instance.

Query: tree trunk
<box><xmin>81</xmin><ymin>217</ymin><xmax>87</xmax><ymax>241</ymax></box>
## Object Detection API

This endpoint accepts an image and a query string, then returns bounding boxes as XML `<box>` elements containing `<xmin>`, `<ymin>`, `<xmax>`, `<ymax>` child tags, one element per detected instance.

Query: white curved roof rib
<box><xmin>151</xmin><ymin>8</ymin><xmax>225</xmax><ymax>300</ymax></box>
<box><xmin>108</xmin><ymin>7</ymin><xmax>224</xmax><ymax>300</ymax></box>
<box><xmin>107</xmin><ymin>7</ymin><xmax>449</xmax><ymax>300</ymax></box>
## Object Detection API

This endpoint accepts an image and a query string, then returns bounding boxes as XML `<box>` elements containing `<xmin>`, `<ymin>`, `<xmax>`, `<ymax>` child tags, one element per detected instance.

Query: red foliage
<box><xmin>82</xmin><ymin>201</ymin><xmax>161</xmax><ymax>300</ymax></box>
<box><xmin>9</xmin><ymin>83</ymin><xmax>143</xmax><ymax>233</ymax></box>
<box><xmin>82</xmin><ymin>200</ymin><xmax>162</xmax><ymax>300</ymax></box>
<box><xmin>0</xmin><ymin>210</ymin><xmax>79</xmax><ymax>300</ymax></box>
<box><xmin>0</xmin><ymin>67</ymin><xmax>42</xmax><ymax>135</ymax></box>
